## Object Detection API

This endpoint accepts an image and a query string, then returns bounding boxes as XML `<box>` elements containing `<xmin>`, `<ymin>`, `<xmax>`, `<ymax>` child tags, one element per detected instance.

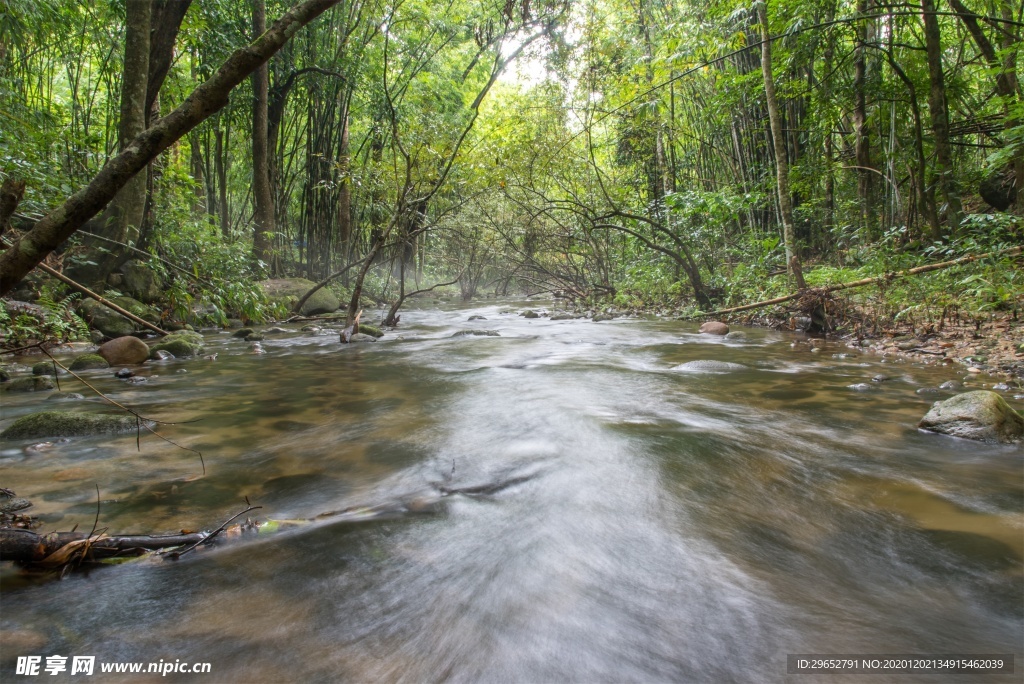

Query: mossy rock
<box><xmin>359</xmin><ymin>324</ymin><xmax>384</xmax><ymax>338</ymax></box>
<box><xmin>69</xmin><ymin>354</ymin><xmax>110</xmax><ymax>371</ymax></box>
<box><xmin>232</xmin><ymin>327</ymin><xmax>255</xmax><ymax>338</ymax></box>
<box><xmin>32</xmin><ymin>362</ymin><xmax>56</xmax><ymax>376</ymax></box>
<box><xmin>119</xmin><ymin>260</ymin><xmax>164</xmax><ymax>304</ymax></box>
<box><xmin>148</xmin><ymin>331</ymin><xmax>204</xmax><ymax>359</ymax></box>
<box><xmin>260</xmin><ymin>278</ymin><xmax>340</xmax><ymax>316</ymax></box>
<box><xmin>919</xmin><ymin>390</ymin><xmax>1024</xmax><ymax>443</ymax></box>
<box><xmin>0</xmin><ymin>411</ymin><xmax>146</xmax><ymax>439</ymax></box>
<box><xmin>3</xmin><ymin>377</ymin><xmax>55</xmax><ymax>392</ymax></box>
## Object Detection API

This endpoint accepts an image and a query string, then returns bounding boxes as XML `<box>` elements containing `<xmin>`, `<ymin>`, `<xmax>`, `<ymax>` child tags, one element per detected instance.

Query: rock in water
<box><xmin>98</xmin><ymin>336</ymin><xmax>150</xmax><ymax>365</ymax></box>
<box><xmin>148</xmin><ymin>331</ymin><xmax>204</xmax><ymax>359</ymax></box>
<box><xmin>0</xmin><ymin>411</ymin><xmax>148</xmax><ymax>439</ymax></box>
<box><xmin>674</xmin><ymin>360</ymin><xmax>748</xmax><ymax>373</ymax></box>
<box><xmin>699</xmin><ymin>321</ymin><xmax>729</xmax><ymax>335</ymax></box>
<box><xmin>918</xmin><ymin>390</ymin><xmax>1024</xmax><ymax>444</ymax></box>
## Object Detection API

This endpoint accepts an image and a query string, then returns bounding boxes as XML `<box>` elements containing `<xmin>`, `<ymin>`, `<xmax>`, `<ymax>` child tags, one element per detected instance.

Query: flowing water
<box><xmin>1</xmin><ymin>301</ymin><xmax>1021</xmax><ymax>682</ymax></box>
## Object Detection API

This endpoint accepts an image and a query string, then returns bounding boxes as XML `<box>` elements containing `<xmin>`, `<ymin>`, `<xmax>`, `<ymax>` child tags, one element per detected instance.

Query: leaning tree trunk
<box><xmin>757</xmin><ymin>1</ymin><xmax>806</xmax><ymax>289</ymax></box>
<box><xmin>0</xmin><ymin>0</ymin><xmax>345</xmax><ymax>296</ymax></box>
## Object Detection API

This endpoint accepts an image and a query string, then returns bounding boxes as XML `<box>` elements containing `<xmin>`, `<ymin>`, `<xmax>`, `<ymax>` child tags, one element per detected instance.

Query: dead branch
<box><xmin>695</xmin><ymin>246</ymin><xmax>1022</xmax><ymax>318</ymax></box>
<box><xmin>167</xmin><ymin>503</ymin><xmax>262</xmax><ymax>559</ymax></box>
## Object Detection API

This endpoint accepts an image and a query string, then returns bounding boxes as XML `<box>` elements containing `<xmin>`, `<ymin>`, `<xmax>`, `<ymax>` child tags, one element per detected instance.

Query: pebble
<box><xmin>967</xmin><ymin>367</ymin><xmax>982</xmax><ymax>374</ymax></box>
<box><xmin>939</xmin><ymin>381</ymin><xmax>961</xmax><ymax>390</ymax></box>
<box><xmin>115</xmin><ymin>368</ymin><xmax>134</xmax><ymax>379</ymax></box>
<box><xmin>871</xmin><ymin>374</ymin><xmax>889</xmax><ymax>382</ymax></box>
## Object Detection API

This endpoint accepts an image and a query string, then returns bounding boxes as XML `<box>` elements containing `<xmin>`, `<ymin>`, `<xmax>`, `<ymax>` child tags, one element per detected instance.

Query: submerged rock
<box><xmin>68</xmin><ymin>353</ymin><xmax>109</xmax><ymax>371</ymax></box>
<box><xmin>521</xmin><ymin>310</ymin><xmax>540</xmax><ymax>319</ymax></box>
<box><xmin>3</xmin><ymin>377</ymin><xmax>56</xmax><ymax>392</ymax></box>
<box><xmin>918</xmin><ymin>390</ymin><xmax>1023</xmax><ymax>443</ymax></box>
<box><xmin>98</xmin><ymin>336</ymin><xmax>150</xmax><ymax>365</ymax></box>
<box><xmin>359</xmin><ymin>324</ymin><xmax>385</xmax><ymax>338</ymax></box>
<box><xmin>47</xmin><ymin>392</ymin><xmax>85</xmax><ymax>401</ymax></box>
<box><xmin>452</xmin><ymin>330</ymin><xmax>500</xmax><ymax>337</ymax></box>
<box><xmin>699</xmin><ymin>321</ymin><xmax>729</xmax><ymax>335</ymax></box>
<box><xmin>674</xmin><ymin>360</ymin><xmax>748</xmax><ymax>373</ymax></box>
<box><xmin>232</xmin><ymin>327</ymin><xmax>254</xmax><ymax>338</ymax></box>
<box><xmin>0</xmin><ymin>411</ymin><xmax>147</xmax><ymax>440</ymax></box>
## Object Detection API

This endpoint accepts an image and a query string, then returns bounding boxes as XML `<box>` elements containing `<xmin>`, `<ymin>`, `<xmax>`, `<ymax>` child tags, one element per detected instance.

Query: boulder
<box><xmin>699</xmin><ymin>321</ymin><xmax>729</xmax><ymax>335</ymax></box>
<box><xmin>0</xmin><ymin>411</ymin><xmax>146</xmax><ymax>440</ymax></box>
<box><xmin>260</xmin><ymin>278</ymin><xmax>340</xmax><ymax>316</ymax></box>
<box><xmin>2</xmin><ymin>377</ymin><xmax>55</xmax><ymax>392</ymax></box>
<box><xmin>32</xmin><ymin>362</ymin><xmax>56</xmax><ymax>376</ymax></box>
<box><xmin>68</xmin><ymin>353</ymin><xmax>110</xmax><ymax>371</ymax></box>
<box><xmin>98</xmin><ymin>336</ymin><xmax>150</xmax><ymax>365</ymax></box>
<box><xmin>148</xmin><ymin>331</ymin><xmax>204</xmax><ymax>359</ymax></box>
<box><xmin>78</xmin><ymin>297</ymin><xmax>159</xmax><ymax>339</ymax></box>
<box><xmin>919</xmin><ymin>391</ymin><xmax>1023</xmax><ymax>443</ymax></box>
<box><xmin>521</xmin><ymin>310</ymin><xmax>540</xmax><ymax>319</ymax></box>
<box><xmin>358</xmin><ymin>324</ymin><xmax>385</xmax><ymax>338</ymax></box>
<box><xmin>119</xmin><ymin>260</ymin><xmax>164</xmax><ymax>304</ymax></box>
<box><xmin>348</xmin><ymin>333</ymin><xmax>377</xmax><ymax>343</ymax></box>
<box><xmin>232</xmin><ymin>328</ymin><xmax>254</xmax><ymax>338</ymax></box>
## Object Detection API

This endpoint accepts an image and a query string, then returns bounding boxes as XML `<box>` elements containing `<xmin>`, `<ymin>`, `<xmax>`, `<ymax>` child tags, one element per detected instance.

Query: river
<box><xmin>1</xmin><ymin>301</ymin><xmax>1021</xmax><ymax>682</ymax></box>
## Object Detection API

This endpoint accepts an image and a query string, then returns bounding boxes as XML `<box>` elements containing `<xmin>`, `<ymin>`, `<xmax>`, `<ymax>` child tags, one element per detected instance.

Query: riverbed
<box><xmin>1</xmin><ymin>301</ymin><xmax>1021</xmax><ymax>682</ymax></box>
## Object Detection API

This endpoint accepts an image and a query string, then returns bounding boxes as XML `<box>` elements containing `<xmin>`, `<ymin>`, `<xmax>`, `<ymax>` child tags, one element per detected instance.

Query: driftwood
<box><xmin>0</xmin><ymin>528</ymin><xmax>209</xmax><ymax>565</ymax></box>
<box><xmin>699</xmin><ymin>246</ymin><xmax>1023</xmax><ymax>318</ymax></box>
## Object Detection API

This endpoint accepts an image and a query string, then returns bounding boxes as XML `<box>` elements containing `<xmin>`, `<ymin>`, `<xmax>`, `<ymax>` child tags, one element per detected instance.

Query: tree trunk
<box><xmin>853</xmin><ymin>0</ymin><xmax>874</xmax><ymax>237</ymax></box>
<box><xmin>757</xmin><ymin>1</ymin><xmax>806</xmax><ymax>289</ymax></box>
<box><xmin>96</xmin><ymin>0</ymin><xmax>151</xmax><ymax>270</ymax></box>
<box><xmin>216</xmin><ymin>126</ymin><xmax>229</xmax><ymax>238</ymax></box>
<box><xmin>921</xmin><ymin>0</ymin><xmax>963</xmax><ymax>232</ymax></box>
<box><xmin>337</xmin><ymin>110</ymin><xmax>352</xmax><ymax>269</ymax></box>
<box><xmin>0</xmin><ymin>0</ymin><xmax>346</xmax><ymax>296</ymax></box>
<box><xmin>251</xmin><ymin>0</ymin><xmax>275</xmax><ymax>270</ymax></box>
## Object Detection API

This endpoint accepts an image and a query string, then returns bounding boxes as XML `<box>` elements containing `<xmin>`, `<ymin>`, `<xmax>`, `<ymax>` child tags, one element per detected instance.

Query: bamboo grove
<box><xmin>0</xmin><ymin>0</ymin><xmax>1020</xmax><ymax>318</ymax></box>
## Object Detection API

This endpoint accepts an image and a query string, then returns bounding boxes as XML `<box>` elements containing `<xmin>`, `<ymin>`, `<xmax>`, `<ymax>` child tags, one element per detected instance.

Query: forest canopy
<box><xmin>0</xmin><ymin>0</ymin><xmax>1021</xmax><ymax>332</ymax></box>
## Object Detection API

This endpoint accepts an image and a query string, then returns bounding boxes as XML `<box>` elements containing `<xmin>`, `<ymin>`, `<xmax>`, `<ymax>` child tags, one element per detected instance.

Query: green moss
<box><xmin>32</xmin><ymin>361</ymin><xmax>56</xmax><ymax>376</ymax></box>
<box><xmin>358</xmin><ymin>324</ymin><xmax>384</xmax><ymax>338</ymax></box>
<box><xmin>148</xmin><ymin>331</ymin><xmax>204</xmax><ymax>359</ymax></box>
<box><xmin>1</xmin><ymin>411</ymin><xmax>145</xmax><ymax>439</ymax></box>
<box><xmin>3</xmin><ymin>377</ymin><xmax>56</xmax><ymax>392</ymax></box>
<box><xmin>69</xmin><ymin>353</ymin><xmax>110</xmax><ymax>371</ymax></box>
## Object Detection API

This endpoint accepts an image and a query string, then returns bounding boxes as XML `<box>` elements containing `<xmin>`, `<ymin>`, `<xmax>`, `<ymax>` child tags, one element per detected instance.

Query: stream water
<box><xmin>1</xmin><ymin>301</ymin><xmax>1021</xmax><ymax>682</ymax></box>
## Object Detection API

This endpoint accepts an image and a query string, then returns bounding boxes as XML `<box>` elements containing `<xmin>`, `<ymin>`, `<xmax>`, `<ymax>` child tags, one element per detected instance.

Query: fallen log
<box><xmin>0</xmin><ymin>528</ymin><xmax>208</xmax><ymax>565</ymax></box>
<box><xmin>696</xmin><ymin>245</ymin><xmax>1022</xmax><ymax>318</ymax></box>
